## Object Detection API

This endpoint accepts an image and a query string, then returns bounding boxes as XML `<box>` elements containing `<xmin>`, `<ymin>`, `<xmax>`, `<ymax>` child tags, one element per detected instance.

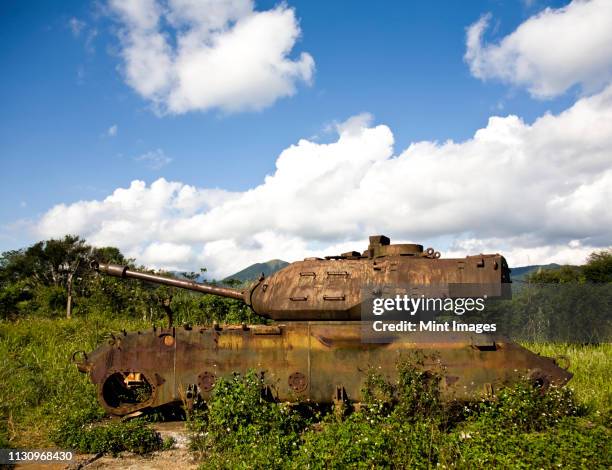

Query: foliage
<box><xmin>0</xmin><ymin>235</ymin><xmax>89</xmax><ymax>286</ymax></box>
<box><xmin>444</xmin><ymin>381</ymin><xmax>609</xmax><ymax>469</ymax></box>
<box><xmin>526</xmin><ymin>249</ymin><xmax>612</xmax><ymax>284</ymax></box>
<box><xmin>0</xmin><ymin>236</ymin><xmax>119</xmax><ymax>319</ymax></box>
<box><xmin>295</xmin><ymin>415</ymin><xmax>442</xmax><ymax>468</ymax></box>
<box><xmin>582</xmin><ymin>250</ymin><xmax>612</xmax><ymax>283</ymax></box>
<box><xmin>0</xmin><ymin>315</ymin><xmax>151</xmax><ymax>448</ymax></box>
<box><xmin>0</xmin><ymin>237</ymin><xmax>610</xmax><ymax>465</ymax></box>
<box><xmin>481</xmin><ymin>249</ymin><xmax>612</xmax><ymax>343</ymax></box>
<box><xmin>465</xmin><ymin>382</ymin><xmax>583</xmax><ymax>432</ymax></box>
<box><xmin>293</xmin><ymin>357</ymin><xmax>448</xmax><ymax>468</ymax></box>
<box><xmin>360</xmin><ymin>354</ymin><xmax>443</xmax><ymax>423</ymax></box>
<box><xmin>480</xmin><ymin>252</ymin><xmax>612</xmax><ymax>343</ymax></box>
<box><xmin>0</xmin><ymin>405</ymin><xmax>9</xmax><ymax>448</ymax></box>
<box><xmin>51</xmin><ymin>414</ymin><xmax>162</xmax><ymax>455</ymax></box>
<box><xmin>1</xmin><ymin>315</ymin><xmax>610</xmax><ymax>466</ymax></box>
<box><xmin>168</xmin><ymin>290</ymin><xmax>262</xmax><ymax>327</ymax></box>
<box><xmin>526</xmin><ymin>342</ymin><xmax>612</xmax><ymax>418</ymax></box>
<box><xmin>188</xmin><ymin>353</ymin><xmax>611</xmax><ymax>469</ymax></box>
<box><xmin>0</xmin><ymin>279</ymin><xmax>32</xmax><ymax>319</ymax></box>
<box><xmin>0</xmin><ymin>236</ymin><xmax>265</xmax><ymax>325</ymax></box>
<box><xmin>162</xmin><ymin>435</ymin><xmax>176</xmax><ymax>450</ymax></box>
<box><xmin>443</xmin><ymin>417</ymin><xmax>611</xmax><ymax>469</ymax></box>
<box><xmin>526</xmin><ymin>264</ymin><xmax>583</xmax><ymax>283</ymax></box>
<box><xmin>189</xmin><ymin>371</ymin><xmax>305</xmax><ymax>469</ymax></box>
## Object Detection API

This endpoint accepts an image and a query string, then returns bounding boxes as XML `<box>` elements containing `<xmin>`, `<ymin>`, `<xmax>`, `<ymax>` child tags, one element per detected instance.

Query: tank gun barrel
<box><xmin>91</xmin><ymin>261</ymin><xmax>245</xmax><ymax>301</ymax></box>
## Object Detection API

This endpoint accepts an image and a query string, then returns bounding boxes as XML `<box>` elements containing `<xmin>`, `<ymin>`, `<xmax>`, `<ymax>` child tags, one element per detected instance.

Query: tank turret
<box><xmin>93</xmin><ymin>235</ymin><xmax>511</xmax><ymax>321</ymax></box>
<box><xmin>77</xmin><ymin>235</ymin><xmax>571</xmax><ymax>417</ymax></box>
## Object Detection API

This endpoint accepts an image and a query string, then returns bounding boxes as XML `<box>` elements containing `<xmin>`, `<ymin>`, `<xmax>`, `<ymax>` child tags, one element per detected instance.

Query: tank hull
<box><xmin>76</xmin><ymin>322</ymin><xmax>572</xmax><ymax>416</ymax></box>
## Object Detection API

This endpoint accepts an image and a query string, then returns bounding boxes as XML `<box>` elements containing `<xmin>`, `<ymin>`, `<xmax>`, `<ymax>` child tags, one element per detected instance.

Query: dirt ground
<box><xmin>14</xmin><ymin>422</ymin><xmax>199</xmax><ymax>470</ymax></box>
<box><xmin>71</xmin><ymin>448</ymin><xmax>198</xmax><ymax>470</ymax></box>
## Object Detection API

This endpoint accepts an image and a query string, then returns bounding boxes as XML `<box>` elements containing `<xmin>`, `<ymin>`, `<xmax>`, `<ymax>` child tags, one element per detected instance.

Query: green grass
<box><xmin>0</xmin><ymin>316</ymin><xmax>610</xmax><ymax>467</ymax></box>
<box><xmin>524</xmin><ymin>342</ymin><xmax>612</xmax><ymax>414</ymax></box>
<box><xmin>190</xmin><ymin>355</ymin><xmax>611</xmax><ymax>469</ymax></box>
<box><xmin>0</xmin><ymin>315</ymin><xmax>150</xmax><ymax>448</ymax></box>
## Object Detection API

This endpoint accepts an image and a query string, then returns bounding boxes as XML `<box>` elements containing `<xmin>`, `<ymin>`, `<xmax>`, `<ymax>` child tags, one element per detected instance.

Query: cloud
<box><xmin>108</xmin><ymin>0</ymin><xmax>315</xmax><ymax>114</ymax></box>
<box><xmin>69</xmin><ymin>17</ymin><xmax>86</xmax><ymax>37</ymax></box>
<box><xmin>134</xmin><ymin>149</ymin><xmax>173</xmax><ymax>170</ymax></box>
<box><xmin>30</xmin><ymin>1</ymin><xmax>612</xmax><ymax>276</ymax></box>
<box><xmin>36</xmin><ymin>83</ymin><xmax>612</xmax><ymax>277</ymax></box>
<box><xmin>107</xmin><ymin>124</ymin><xmax>118</xmax><ymax>137</ymax></box>
<box><xmin>465</xmin><ymin>0</ymin><xmax>612</xmax><ymax>98</ymax></box>
<box><xmin>69</xmin><ymin>17</ymin><xmax>98</xmax><ymax>53</ymax></box>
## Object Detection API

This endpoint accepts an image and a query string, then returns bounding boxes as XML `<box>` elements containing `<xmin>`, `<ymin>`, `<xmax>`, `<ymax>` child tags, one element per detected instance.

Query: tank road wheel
<box><xmin>198</xmin><ymin>371</ymin><xmax>216</xmax><ymax>394</ymax></box>
<box><xmin>288</xmin><ymin>372</ymin><xmax>308</xmax><ymax>393</ymax></box>
<box><xmin>98</xmin><ymin>370</ymin><xmax>157</xmax><ymax>416</ymax></box>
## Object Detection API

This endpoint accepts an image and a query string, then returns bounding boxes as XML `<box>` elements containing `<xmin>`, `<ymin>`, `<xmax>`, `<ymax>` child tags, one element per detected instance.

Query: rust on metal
<box><xmin>288</xmin><ymin>372</ymin><xmax>308</xmax><ymax>392</ymax></box>
<box><xmin>91</xmin><ymin>235</ymin><xmax>510</xmax><ymax>322</ymax></box>
<box><xmin>198</xmin><ymin>371</ymin><xmax>216</xmax><ymax>392</ymax></box>
<box><xmin>78</xmin><ymin>235</ymin><xmax>572</xmax><ymax>416</ymax></box>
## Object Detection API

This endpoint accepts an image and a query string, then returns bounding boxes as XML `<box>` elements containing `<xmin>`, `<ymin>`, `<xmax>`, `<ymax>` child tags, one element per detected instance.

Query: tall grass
<box><xmin>0</xmin><ymin>316</ymin><xmax>610</xmax><ymax>464</ymax></box>
<box><xmin>0</xmin><ymin>315</ymin><xmax>149</xmax><ymax>447</ymax></box>
<box><xmin>524</xmin><ymin>342</ymin><xmax>611</xmax><ymax>413</ymax></box>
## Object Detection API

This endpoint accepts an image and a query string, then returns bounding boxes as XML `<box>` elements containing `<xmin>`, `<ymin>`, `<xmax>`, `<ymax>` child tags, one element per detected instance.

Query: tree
<box><xmin>527</xmin><ymin>265</ymin><xmax>582</xmax><ymax>284</ymax></box>
<box><xmin>1</xmin><ymin>236</ymin><xmax>92</xmax><ymax>318</ymax></box>
<box><xmin>582</xmin><ymin>250</ymin><xmax>612</xmax><ymax>283</ymax></box>
<box><xmin>181</xmin><ymin>272</ymin><xmax>200</xmax><ymax>281</ymax></box>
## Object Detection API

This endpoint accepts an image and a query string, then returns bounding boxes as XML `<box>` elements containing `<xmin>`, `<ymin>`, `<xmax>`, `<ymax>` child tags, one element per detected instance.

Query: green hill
<box><xmin>510</xmin><ymin>264</ymin><xmax>561</xmax><ymax>283</ymax></box>
<box><xmin>223</xmin><ymin>259</ymin><xmax>289</xmax><ymax>283</ymax></box>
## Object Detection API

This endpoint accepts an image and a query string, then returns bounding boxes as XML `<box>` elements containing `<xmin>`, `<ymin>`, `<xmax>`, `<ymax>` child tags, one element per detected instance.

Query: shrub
<box><xmin>466</xmin><ymin>381</ymin><xmax>584</xmax><ymax>432</ymax></box>
<box><xmin>50</xmin><ymin>411</ymin><xmax>162</xmax><ymax>455</ymax></box>
<box><xmin>190</xmin><ymin>371</ymin><xmax>304</xmax><ymax>469</ymax></box>
<box><xmin>294</xmin><ymin>354</ymin><xmax>446</xmax><ymax>468</ymax></box>
<box><xmin>439</xmin><ymin>380</ymin><xmax>609</xmax><ymax>468</ymax></box>
<box><xmin>442</xmin><ymin>417</ymin><xmax>612</xmax><ymax>468</ymax></box>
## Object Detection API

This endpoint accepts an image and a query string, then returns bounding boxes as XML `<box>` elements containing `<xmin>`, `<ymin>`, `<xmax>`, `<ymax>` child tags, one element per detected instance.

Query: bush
<box><xmin>442</xmin><ymin>417</ymin><xmax>612</xmax><ymax>468</ymax></box>
<box><xmin>189</xmin><ymin>355</ymin><xmax>611</xmax><ymax>469</ymax></box>
<box><xmin>466</xmin><ymin>381</ymin><xmax>584</xmax><ymax>432</ymax></box>
<box><xmin>294</xmin><ymin>354</ymin><xmax>447</xmax><ymax>468</ymax></box>
<box><xmin>0</xmin><ymin>280</ymin><xmax>33</xmax><ymax>320</ymax></box>
<box><xmin>190</xmin><ymin>371</ymin><xmax>304</xmax><ymax>469</ymax></box>
<box><xmin>2</xmin><ymin>313</ymin><xmax>609</xmax><ymax>467</ymax></box>
<box><xmin>51</xmin><ymin>411</ymin><xmax>162</xmax><ymax>455</ymax></box>
<box><xmin>439</xmin><ymin>380</ymin><xmax>609</xmax><ymax>468</ymax></box>
<box><xmin>295</xmin><ymin>415</ymin><xmax>441</xmax><ymax>468</ymax></box>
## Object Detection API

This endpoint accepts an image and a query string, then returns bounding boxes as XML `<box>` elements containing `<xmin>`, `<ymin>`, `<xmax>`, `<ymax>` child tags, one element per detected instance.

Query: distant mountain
<box><xmin>510</xmin><ymin>264</ymin><xmax>561</xmax><ymax>283</ymax></box>
<box><xmin>223</xmin><ymin>259</ymin><xmax>289</xmax><ymax>283</ymax></box>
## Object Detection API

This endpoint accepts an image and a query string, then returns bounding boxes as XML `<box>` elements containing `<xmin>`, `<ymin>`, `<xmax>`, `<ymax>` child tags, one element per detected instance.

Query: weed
<box><xmin>50</xmin><ymin>414</ymin><xmax>162</xmax><ymax>455</ymax></box>
<box><xmin>1</xmin><ymin>316</ymin><xmax>610</xmax><ymax>467</ymax></box>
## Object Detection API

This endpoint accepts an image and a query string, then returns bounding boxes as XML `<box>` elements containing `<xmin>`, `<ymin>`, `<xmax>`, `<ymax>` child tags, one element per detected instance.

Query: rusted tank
<box><xmin>76</xmin><ymin>235</ymin><xmax>572</xmax><ymax>416</ymax></box>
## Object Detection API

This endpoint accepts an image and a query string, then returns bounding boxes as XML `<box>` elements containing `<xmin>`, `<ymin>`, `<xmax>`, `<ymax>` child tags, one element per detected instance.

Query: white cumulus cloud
<box><xmin>108</xmin><ymin>0</ymin><xmax>315</xmax><ymax>114</ymax></box>
<box><xmin>36</xmin><ymin>84</ymin><xmax>612</xmax><ymax>277</ymax></box>
<box><xmin>465</xmin><ymin>0</ymin><xmax>612</xmax><ymax>98</ymax></box>
<box><xmin>31</xmin><ymin>2</ymin><xmax>612</xmax><ymax>277</ymax></box>
<box><xmin>107</xmin><ymin>124</ymin><xmax>118</xmax><ymax>137</ymax></box>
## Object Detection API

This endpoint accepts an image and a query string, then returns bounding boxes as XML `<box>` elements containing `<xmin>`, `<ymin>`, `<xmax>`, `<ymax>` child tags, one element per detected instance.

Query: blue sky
<box><xmin>1</xmin><ymin>0</ymin><xmax>611</xmax><ymax>275</ymax></box>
